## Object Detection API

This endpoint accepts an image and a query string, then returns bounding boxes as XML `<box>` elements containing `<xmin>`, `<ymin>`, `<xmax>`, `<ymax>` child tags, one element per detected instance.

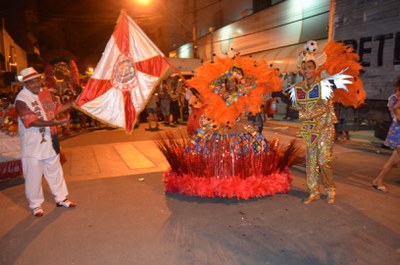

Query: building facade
<box><xmin>172</xmin><ymin>0</ymin><xmax>400</xmax><ymax>123</ymax></box>
<box><xmin>0</xmin><ymin>23</ymin><xmax>28</xmax><ymax>91</ymax></box>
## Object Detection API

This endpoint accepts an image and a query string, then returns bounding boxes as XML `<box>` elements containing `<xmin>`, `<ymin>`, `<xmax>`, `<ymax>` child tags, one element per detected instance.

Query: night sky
<box><xmin>1</xmin><ymin>0</ymin><xmax>167</xmax><ymax>71</ymax></box>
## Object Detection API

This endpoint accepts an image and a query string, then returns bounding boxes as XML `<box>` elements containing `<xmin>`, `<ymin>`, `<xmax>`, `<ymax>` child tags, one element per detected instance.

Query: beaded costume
<box><xmin>288</xmin><ymin>40</ymin><xmax>366</xmax><ymax>200</ymax></box>
<box><xmin>291</xmin><ymin>78</ymin><xmax>337</xmax><ymax>196</ymax></box>
<box><xmin>157</xmin><ymin>56</ymin><xmax>301</xmax><ymax>199</ymax></box>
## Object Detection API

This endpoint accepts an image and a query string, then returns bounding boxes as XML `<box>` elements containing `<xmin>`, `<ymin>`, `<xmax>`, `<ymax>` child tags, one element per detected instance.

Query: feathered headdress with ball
<box><xmin>290</xmin><ymin>40</ymin><xmax>366</xmax><ymax>108</ymax></box>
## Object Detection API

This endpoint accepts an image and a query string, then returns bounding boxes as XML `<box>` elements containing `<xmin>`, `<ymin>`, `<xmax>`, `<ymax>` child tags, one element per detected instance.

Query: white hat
<box><xmin>17</xmin><ymin>67</ymin><xmax>41</xmax><ymax>82</ymax></box>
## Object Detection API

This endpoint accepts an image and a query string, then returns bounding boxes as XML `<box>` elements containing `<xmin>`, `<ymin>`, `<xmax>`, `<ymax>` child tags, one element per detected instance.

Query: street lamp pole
<box><xmin>328</xmin><ymin>0</ymin><xmax>336</xmax><ymax>42</ymax></box>
<box><xmin>209</xmin><ymin>26</ymin><xmax>214</xmax><ymax>63</ymax></box>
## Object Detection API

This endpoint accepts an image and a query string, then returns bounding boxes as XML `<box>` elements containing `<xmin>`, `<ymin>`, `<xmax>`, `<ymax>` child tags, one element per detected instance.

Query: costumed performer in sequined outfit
<box><xmin>287</xmin><ymin>40</ymin><xmax>365</xmax><ymax>204</ymax></box>
<box><xmin>158</xmin><ymin>56</ymin><xmax>301</xmax><ymax>199</ymax></box>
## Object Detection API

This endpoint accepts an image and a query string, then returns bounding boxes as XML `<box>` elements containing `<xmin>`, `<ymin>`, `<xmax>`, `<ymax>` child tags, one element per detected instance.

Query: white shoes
<box><xmin>32</xmin><ymin>206</ymin><xmax>44</xmax><ymax>217</ymax></box>
<box><xmin>32</xmin><ymin>199</ymin><xmax>77</xmax><ymax>217</ymax></box>
<box><xmin>56</xmin><ymin>198</ymin><xmax>78</xmax><ymax>208</ymax></box>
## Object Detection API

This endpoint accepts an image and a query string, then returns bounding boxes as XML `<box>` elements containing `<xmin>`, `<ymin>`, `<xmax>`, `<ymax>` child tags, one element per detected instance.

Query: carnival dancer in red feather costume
<box><xmin>157</xmin><ymin>56</ymin><xmax>302</xmax><ymax>199</ymax></box>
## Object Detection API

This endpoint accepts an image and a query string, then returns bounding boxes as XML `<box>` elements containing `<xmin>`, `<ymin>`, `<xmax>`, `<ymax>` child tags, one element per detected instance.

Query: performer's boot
<box><xmin>302</xmin><ymin>193</ymin><xmax>320</xmax><ymax>204</ymax></box>
<box><xmin>327</xmin><ymin>191</ymin><xmax>335</xmax><ymax>204</ymax></box>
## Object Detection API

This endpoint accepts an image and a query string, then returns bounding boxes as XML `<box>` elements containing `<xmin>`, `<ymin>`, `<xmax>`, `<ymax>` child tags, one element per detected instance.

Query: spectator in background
<box><xmin>170</xmin><ymin>86</ymin><xmax>180</xmax><ymax>124</ymax></box>
<box><xmin>261</xmin><ymin>93</ymin><xmax>269</xmax><ymax>121</ymax></box>
<box><xmin>264</xmin><ymin>95</ymin><xmax>279</xmax><ymax>120</ymax></box>
<box><xmin>334</xmin><ymin>103</ymin><xmax>354</xmax><ymax>141</ymax></box>
<box><xmin>159</xmin><ymin>80</ymin><xmax>171</xmax><ymax>125</ymax></box>
<box><xmin>145</xmin><ymin>91</ymin><xmax>159</xmax><ymax>131</ymax></box>
<box><xmin>248</xmin><ymin>111</ymin><xmax>264</xmax><ymax>134</ymax></box>
<box><xmin>0</xmin><ymin>94</ymin><xmax>18</xmax><ymax>135</ymax></box>
<box><xmin>283</xmin><ymin>72</ymin><xmax>298</xmax><ymax>120</ymax></box>
<box><xmin>0</xmin><ymin>94</ymin><xmax>11</xmax><ymax>124</ymax></box>
<box><xmin>184</xmin><ymin>85</ymin><xmax>194</xmax><ymax>114</ymax></box>
<box><xmin>372</xmin><ymin>78</ymin><xmax>400</xmax><ymax>192</ymax></box>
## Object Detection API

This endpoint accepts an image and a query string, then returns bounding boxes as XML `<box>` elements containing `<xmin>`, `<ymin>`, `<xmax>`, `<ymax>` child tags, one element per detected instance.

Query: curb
<box><xmin>264</xmin><ymin>120</ymin><xmax>300</xmax><ymax>130</ymax></box>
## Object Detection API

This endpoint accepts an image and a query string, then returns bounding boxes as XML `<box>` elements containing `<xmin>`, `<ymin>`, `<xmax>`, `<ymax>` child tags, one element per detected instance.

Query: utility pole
<box><xmin>192</xmin><ymin>0</ymin><xmax>198</xmax><ymax>58</ymax></box>
<box><xmin>209</xmin><ymin>27</ymin><xmax>214</xmax><ymax>63</ymax></box>
<box><xmin>328</xmin><ymin>0</ymin><xmax>335</xmax><ymax>42</ymax></box>
<box><xmin>1</xmin><ymin>17</ymin><xmax>8</xmax><ymax>72</ymax></box>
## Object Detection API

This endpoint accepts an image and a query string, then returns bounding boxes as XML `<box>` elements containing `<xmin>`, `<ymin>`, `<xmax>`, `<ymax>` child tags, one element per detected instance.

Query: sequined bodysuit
<box><xmin>292</xmin><ymin>79</ymin><xmax>337</xmax><ymax>196</ymax></box>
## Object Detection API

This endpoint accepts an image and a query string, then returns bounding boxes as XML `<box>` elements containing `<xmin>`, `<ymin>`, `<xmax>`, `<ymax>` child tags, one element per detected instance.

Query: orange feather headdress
<box><xmin>318</xmin><ymin>41</ymin><xmax>366</xmax><ymax>108</ymax></box>
<box><xmin>188</xmin><ymin>56</ymin><xmax>282</xmax><ymax>128</ymax></box>
<box><xmin>297</xmin><ymin>40</ymin><xmax>366</xmax><ymax>108</ymax></box>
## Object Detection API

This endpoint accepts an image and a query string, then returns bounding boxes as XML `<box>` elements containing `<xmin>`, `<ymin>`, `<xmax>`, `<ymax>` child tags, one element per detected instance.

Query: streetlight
<box><xmin>86</xmin><ymin>67</ymin><xmax>94</xmax><ymax>76</ymax></box>
<box><xmin>133</xmin><ymin>0</ymin><xmax>152</xmax><ymax>6</ymax></box>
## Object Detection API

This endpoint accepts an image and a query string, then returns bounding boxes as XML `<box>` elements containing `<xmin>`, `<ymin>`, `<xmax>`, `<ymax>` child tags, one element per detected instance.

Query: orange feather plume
<box><xmin>319</xmin><ymin>41</ymin><xmax>366</xmax><ymax>108</ymax></box>
<box><xmin>188</xmin><ymin>56</ymin><xmax>282</xmax><ymax>128</ymax></box>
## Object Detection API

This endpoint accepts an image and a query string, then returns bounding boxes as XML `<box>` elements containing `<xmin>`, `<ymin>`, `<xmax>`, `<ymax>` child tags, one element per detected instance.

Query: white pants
<box><xmin>22</xmin><ymin>154</ymin><xmax>68</xmax><ymax>209</ymax></box>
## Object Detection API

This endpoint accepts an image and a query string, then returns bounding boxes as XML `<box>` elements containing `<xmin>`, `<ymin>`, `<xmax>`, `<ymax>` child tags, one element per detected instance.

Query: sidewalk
<box><xmin>264</xmin><ymin>114</ymin><xmax>385</xmax><ymax>148</ymax></box>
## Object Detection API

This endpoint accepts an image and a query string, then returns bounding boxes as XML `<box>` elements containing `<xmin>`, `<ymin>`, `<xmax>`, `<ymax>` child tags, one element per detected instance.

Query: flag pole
<box><xmin>161</xmin><ymin>57</ymin><xmax>191</xmax><ymax>85</ymax></box>
<box><xmin>125</xmin><ymin>12</ymin><xmax>191</xmax><ymax>87</ymax></box>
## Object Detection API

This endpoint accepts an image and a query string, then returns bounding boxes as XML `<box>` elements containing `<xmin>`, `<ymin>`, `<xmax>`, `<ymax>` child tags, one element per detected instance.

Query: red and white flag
<box><xmin>76</xmin><ymin>10</ymin><xmax>168</xmax><ymax>132</ymax></box>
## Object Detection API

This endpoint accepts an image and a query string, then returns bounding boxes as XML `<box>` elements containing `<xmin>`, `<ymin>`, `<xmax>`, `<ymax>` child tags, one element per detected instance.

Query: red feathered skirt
<box><xmin>159</xmin><ymin>129</ymin><xmax>296</xmax><ymax>200</ymax></box>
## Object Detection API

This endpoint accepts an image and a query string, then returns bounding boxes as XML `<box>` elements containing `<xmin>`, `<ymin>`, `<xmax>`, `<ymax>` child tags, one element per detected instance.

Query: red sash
<box><xmin>38</xmin><ymin>88</ymin><xmax>60</xmax><ymax>135</ymax></box>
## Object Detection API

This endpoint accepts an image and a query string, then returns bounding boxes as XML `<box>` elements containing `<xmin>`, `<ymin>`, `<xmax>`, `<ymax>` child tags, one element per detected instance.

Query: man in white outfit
<box><xmin>15</xmin><ymin>67</ymin><xmax>77</xmax><ymax>217</ymax></box>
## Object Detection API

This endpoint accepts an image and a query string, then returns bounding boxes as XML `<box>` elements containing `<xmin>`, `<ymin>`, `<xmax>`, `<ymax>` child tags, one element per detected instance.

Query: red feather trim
<box><xmin>156</xmin><ymin>132</ymin><xmax>303</xmax><ymax>199</ymax></box>
<box><xmin>163</xmin><ymin>170</ymin><xmax>292</xmax><ymax>200</ymax></box>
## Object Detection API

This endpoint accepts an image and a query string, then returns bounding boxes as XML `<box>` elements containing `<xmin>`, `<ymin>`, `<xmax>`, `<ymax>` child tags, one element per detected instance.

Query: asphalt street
<box><xmin>0</xmin><ymin>122</ymin><xmax>399</xmax><ymax>265</ymax></box>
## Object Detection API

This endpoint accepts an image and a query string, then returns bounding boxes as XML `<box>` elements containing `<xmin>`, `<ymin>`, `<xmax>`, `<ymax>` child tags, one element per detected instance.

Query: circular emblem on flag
<box><xmin>112</xmin><ymin>54</ymin><xmax>137</xmax><ymax>91</ymax></box>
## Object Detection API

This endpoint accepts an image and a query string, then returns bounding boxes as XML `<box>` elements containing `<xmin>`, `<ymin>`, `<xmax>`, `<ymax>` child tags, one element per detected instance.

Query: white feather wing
<box><xmin>320</xmin><ymin>68</ymin><xmax>352</xmax><ymax>100</ymax></box>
